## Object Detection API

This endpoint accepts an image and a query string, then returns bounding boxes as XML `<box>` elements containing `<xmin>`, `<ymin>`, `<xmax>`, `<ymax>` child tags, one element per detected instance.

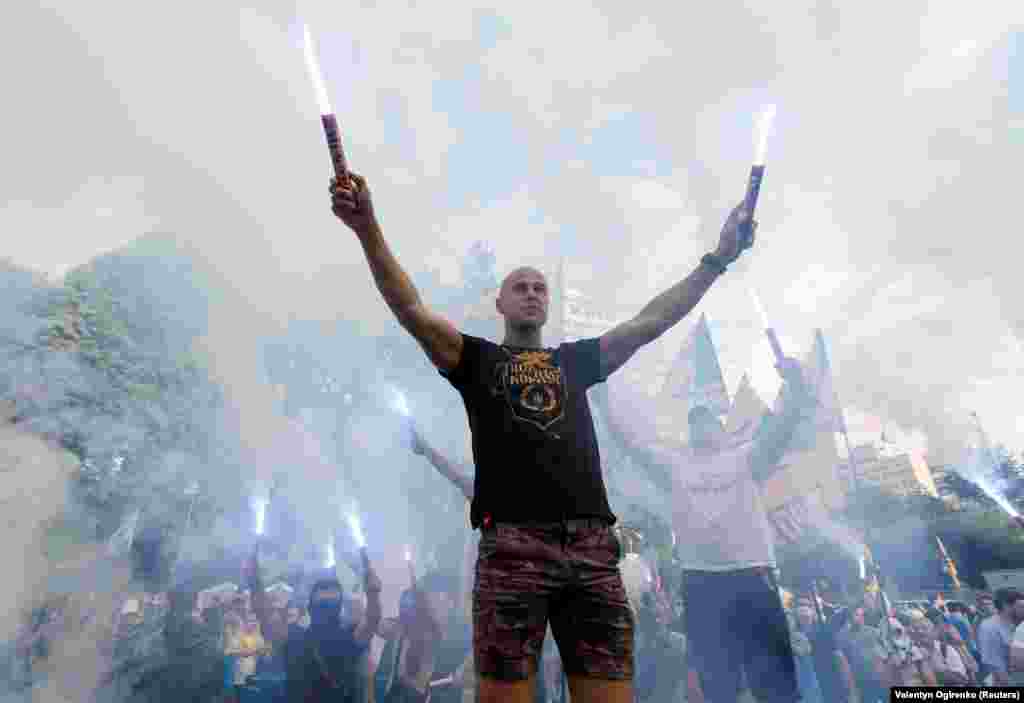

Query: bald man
<box><xmin>330</xmin><ymin>172</ymin><xmax>755</xmax><ymax>703</ymax></box>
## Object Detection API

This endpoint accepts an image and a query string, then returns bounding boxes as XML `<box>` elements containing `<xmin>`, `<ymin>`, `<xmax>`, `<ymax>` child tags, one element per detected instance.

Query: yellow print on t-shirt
<box><xmin>496</xmin><ymin>349</ymin><xmax>566</xmax><ymax>431</ymax></box>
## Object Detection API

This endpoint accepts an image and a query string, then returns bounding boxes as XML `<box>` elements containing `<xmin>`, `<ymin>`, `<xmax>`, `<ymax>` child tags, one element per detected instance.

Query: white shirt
<box><xmin>659</xmin><ymin>435</ymin><xmax>776</xmax><ymax>571</ymax></box>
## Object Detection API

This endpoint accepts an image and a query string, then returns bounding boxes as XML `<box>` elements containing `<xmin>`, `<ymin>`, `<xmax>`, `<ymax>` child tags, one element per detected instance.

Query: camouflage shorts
<box><xmin>473</xmin><ymin>521</ymin><xmax>634</xmax><ymax>682</ymax></box>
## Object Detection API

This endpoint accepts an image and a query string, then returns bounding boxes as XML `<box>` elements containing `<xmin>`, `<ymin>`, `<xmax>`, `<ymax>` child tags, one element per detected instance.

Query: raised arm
<box><xmin>244</xmin><ymin>543</ymin><xmax>281</xmax><ymax>646</ymax></box>
<box><xmin>599</xmin><ymin>203</ymin><xmax>754</xmax><ymax>378</ymax></box>
<box><xmin>331</xmin><ymin>173</ymin><xmax>463</xmax><ymax>372</ymax></box>
<box><xmin>353</xmin><ymin>555</ymin><xmax>383</xmax><ymax>645</ymax></box>
<box><xmin>748</xmin><ymin>357</ymin><xmax>813</xmax><ymax>481</ymax></box>
<box><xmin>409</xmin><ymin>422</ymin><xmax>474</xmax><ymax>501</ymax></box>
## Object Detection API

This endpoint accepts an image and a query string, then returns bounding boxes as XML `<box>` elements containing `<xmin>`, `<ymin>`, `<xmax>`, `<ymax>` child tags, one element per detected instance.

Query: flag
<box><xmin>725</xmin><ymin>373</ymin><xmax>769</xmax><ymax>438</ymax></box>
<box><xmin>761</xmin><ymin>331</ymin><xmax>846</xmax><ymax>514</ymax></box>
<box><xmin>661</xmin><ymin>314</ymin><xmax>730</xmax><ymax>417</ymax></box>
<box><xmin>808</xmin><ymin>329</ymin><xmax>847</xmax><ymax>434</ymax></box>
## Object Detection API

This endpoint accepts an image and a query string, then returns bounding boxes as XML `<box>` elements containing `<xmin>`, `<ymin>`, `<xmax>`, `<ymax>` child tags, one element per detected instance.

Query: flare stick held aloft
<box><xmin>302</xmin><ymin>23</ymin><xmax>351</xmax><ymax>186</ymax></box>
<box><xmin>742</xmin><ymin>106</ymin><xmax>775</xmax><ymax>245</ymax></box>
<box><xmin>321</xmin><ymin>114</ymin><xmax>350</xmax><ymax>182</ymax></box>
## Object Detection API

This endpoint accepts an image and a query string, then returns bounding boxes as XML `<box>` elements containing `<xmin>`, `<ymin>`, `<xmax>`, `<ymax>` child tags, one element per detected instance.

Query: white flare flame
<box><xmin>252</xmin><ymin>497</ymin><xmax>268</xmax><ymax>536</ymax></box>
<box><xmin>754</xmin><ymin>105</ymin><xmax>777</xmax><ymax>166</ymax></box>
<box><xmin>404</xmin><ymin>546</ymin><xmax>412</xmax><ymax>562</ymax></box>
<box><xmin>393</xmin><ymin>389</ymin><xmax>411</xmax><ymax>417</ymax></box>
<box><xmin>348</xmin><ymin>513</ymin><xmax>366</xmax><ymax>549</ymax></box>
<box><xmin>302</xmin><ymin>23</ymin><xmax>333</xmax><ymax>116</ymax></box>
<box><xmin>859</xmin><ymin>556</ymin><xmax>866</xmax><ymax>580</ymax></box>
<box><xmin>324</xmin><ymin>538</ymin><xmax>336</xmax><ymax>569</ymax></box>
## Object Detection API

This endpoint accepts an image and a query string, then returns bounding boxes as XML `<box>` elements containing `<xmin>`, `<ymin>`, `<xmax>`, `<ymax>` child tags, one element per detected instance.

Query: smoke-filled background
<box><xmin>1</xmin><ymin>0</ymin><xmax>1023</xmax><ymax>694</ymax></box>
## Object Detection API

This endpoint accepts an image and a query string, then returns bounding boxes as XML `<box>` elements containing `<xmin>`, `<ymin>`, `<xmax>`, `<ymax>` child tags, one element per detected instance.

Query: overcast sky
<box><xmin>3</xmin><ymin>0</ymin><xmax>1022</xmax><ymax>465</ymax></box>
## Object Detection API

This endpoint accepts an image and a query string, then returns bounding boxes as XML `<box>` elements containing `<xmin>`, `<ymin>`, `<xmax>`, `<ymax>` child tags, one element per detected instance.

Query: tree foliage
<box><xmin>0</xmin><ymin>238</ymin><xmax>242</xmax><ymax>571</ymax></box>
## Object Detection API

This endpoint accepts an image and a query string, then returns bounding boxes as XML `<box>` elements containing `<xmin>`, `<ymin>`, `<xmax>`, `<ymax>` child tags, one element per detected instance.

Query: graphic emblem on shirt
<box><xmin>494</xmin><ymin>348</ymin><xmax>565</xmax><ymax>431</ymax></box>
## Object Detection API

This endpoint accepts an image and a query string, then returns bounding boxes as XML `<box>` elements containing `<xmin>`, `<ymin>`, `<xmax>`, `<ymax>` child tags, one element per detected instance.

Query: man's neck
<box><xmin>502</xmin><ymin>326</ymin><xmax>544</xmax><ymax>348</ymax></box>
<box><xmin>999</xmin><ymin>612</ymin><xmax>1016</xmax><ymax>628</ymax></box>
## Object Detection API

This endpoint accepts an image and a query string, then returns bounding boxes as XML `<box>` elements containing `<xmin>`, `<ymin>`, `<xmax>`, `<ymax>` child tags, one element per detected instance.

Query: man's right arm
<box><xmin>331</xmin><ymin>174</ymin><xmax>462</xmax><ymax>371</ymax></box>
<box><xmin>411</xmin><ymin>425</ymin><xmax>474</xmax><ymax>500</ymax></box>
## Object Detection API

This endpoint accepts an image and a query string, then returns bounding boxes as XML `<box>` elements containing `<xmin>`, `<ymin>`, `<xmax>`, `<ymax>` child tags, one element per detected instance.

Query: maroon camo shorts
<box><xmin>473</xmin><ymin>520</ymin><xmax>634</xmax><ymax>682</ymax></box>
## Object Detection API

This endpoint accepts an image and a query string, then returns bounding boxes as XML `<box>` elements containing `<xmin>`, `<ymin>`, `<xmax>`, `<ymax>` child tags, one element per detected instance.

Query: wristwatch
<box><xmin>700</xmin><ymin>253</ymin><xmax>728</xmax><ymax>275</ymax></box>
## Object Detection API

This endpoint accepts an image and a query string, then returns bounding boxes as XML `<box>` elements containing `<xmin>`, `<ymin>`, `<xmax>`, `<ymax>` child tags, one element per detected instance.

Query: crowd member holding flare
<box><xmin>329</xmin><ymin>163</ymin><xmax>754</xmax><ymax>703</ymax></box>
<box><xmin>245</xmin><ymin>536</ymin><xmax>383</xmax><ymax>703</ymax></box>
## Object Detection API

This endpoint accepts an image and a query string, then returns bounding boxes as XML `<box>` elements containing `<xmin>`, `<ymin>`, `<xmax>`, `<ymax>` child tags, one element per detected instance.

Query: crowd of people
<box><xmin>12</xmin><ymin>552</ymin><xmax>1024</xmax><ymax>703</ymax></box>
<box><xmin>2</xmin><ymin>158</ymin><xmax>1019</xmax><ymax>703</ymax></box>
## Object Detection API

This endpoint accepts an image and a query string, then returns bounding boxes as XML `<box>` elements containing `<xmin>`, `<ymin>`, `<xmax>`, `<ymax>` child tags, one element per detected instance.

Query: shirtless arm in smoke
<box><xmin>408</xmin><ymin>421</ymin><xmax>474</xmax><ymax>501</ymax></box>
<box><xmin>598</xmin><ymin>203</ymin><xmax>755</xmax><ymax>378</ymax></box>
<box><xmin>331</xmin><ymin>174</ymin><xmax>462</xmax><ymax>372</ymax></box>
<box><xmin>748</xmin><ymin>358</ymin><xmax>812</xmax><ymax>481</ymax></box>
<box><xmin>353</xmin><ymin>559</ymin><xmax>384</xmax><ymax>645</ymax></box>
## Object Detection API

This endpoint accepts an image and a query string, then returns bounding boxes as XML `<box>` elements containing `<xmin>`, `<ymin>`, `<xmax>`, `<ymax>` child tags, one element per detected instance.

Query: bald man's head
<box><xmin>496</xmin><ymin>267</ymin><xmax>549</xmax><ymax>331</ymax></box>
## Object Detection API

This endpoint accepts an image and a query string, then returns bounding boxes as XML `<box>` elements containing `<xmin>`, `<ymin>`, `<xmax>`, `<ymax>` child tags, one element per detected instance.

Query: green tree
<box><xmin>0</xmin><ymin>237</ymin><xmax>245</xmax><ymax>584</ymax></box>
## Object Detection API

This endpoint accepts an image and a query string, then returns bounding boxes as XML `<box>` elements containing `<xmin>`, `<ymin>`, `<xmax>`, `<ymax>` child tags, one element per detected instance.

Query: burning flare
<box><xmin>324</xmin><ymin>537</ymin><xmax>336</xmax><ymax>569</ymax></box>
<box><xmin>754</xmin><ymin>105</ymin><xmax>777</xmax><ymax>166</ymax></box>
<box><xmin>302</xmin><ymin>23</ymin><xmax>333</xmax><ymax>116</ymax></box>
<box><xmin>348</xmin><ymin>513</ymin><xmax>366</xmax><ymax>549</ymax></box>
<box><xmin>393</xmin><ymin>388</ymin><xmax>411</xmax><ymax>418</ymax></box>
<box><xmin>252</xmin><ymin>496</ymin><xmax>268</xmax><ymax>536</ymax></box>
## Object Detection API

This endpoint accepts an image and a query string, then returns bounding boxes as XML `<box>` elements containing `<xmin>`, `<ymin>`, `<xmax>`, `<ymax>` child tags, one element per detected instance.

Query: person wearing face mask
<box><xmin>283</xmin><ymin>558</ymin><xmax>382</xmax><ymax>703</ymax></box>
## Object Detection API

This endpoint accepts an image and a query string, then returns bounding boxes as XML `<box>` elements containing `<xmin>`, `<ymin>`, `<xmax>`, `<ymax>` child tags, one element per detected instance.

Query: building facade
<box><xmin>849</xmin><ymin>443</ymin><xmax>939</xmax><ymax>497</ymax></box>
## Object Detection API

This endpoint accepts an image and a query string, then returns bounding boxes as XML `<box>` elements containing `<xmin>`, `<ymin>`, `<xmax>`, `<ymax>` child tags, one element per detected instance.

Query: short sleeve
<box><xmin>439</xmin><ymin>333</ymin><xmax>485</xmax><ymax>389</ymax></box>
<box><xmin>979</xmin><ymin>623</ymin><xmax>1008</xmax><ymax>673</ymax></box>
<box><xmin>563</xmin><ymin>337</ymin><xmax>605</xmax><ymax>389</ymax></box>
<box><xmin>1013</xmin><ymin>622</ymin><xmax>1024</xmax><ymax>648</ymax></box>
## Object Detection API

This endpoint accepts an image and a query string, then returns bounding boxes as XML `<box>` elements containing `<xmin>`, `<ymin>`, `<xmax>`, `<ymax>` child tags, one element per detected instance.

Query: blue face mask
<box><xmin>309</xmin><ymin>599</ymin><xmax>342</xmax><ymax>626</ymax></box>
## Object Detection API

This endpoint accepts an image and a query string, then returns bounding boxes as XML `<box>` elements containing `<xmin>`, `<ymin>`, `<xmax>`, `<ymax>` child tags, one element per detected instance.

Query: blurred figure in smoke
<box><xmin>283</xmin><ymin>563</ymin><xmax>382</xmax><ymax>703</ymax></box>
<box><xmin>375</xmin><ymin>571</ymin><xmax>464</xmax><ymax>703</ymax></box>
<box><xmin>332</xmin><ymin>167</ymin><xmax>754</xmax><ymax>703</ymax></box>
<box><xmin>632</xmin><ymin>357</ymin><xmax>810</xmax><ymax>703</ymax></box>
<box><xmin>918</xmin><ymin>610</ymin><xmax>971</xmax><ymax>686</ymax></box>
<box><xmin>837</xmin><ymin>602</ymin><xmax>888</xmax><ymax>703</ymax></box>
<box><xmin>882</xmin><ymin>613</ymin><xmax>936</xmax><ymax>687</ymax></box>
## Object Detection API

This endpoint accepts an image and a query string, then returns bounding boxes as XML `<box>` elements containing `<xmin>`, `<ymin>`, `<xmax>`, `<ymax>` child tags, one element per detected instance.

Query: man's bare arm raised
<box><xmin>330</xmin><ymin>174</ymin><xmax>462</xmax><ymax>371</ymax></box>
<box><xmin>599</xmin><ymin>204</ymin><xmax>755</xmax><ymax>378</ymax></box>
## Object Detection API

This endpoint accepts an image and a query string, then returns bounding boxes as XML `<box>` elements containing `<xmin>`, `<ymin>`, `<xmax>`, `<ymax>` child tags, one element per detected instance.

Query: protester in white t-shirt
<box><xmin>635</xmin><ymin>357</ymin><xmax>813</xmax><ymax>703</ymax></box>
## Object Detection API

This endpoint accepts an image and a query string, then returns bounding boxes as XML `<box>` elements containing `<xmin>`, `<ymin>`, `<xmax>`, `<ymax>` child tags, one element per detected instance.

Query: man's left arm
<box><xmin>599</xmin><ymin>203</ymin><xmax>754</xmax><ymax>378</ymax></box>
<box><xmin>748</xmin><ymin>358</ymin><xmax>813</xmax><ymax>482</ymax></box>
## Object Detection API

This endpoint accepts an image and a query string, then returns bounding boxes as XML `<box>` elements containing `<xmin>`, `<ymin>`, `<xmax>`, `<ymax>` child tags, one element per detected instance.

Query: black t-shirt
<box><xmin>440</xmin><ymin>334</ymin><xmax>615</xmax><ymax>527</ymax></box>
<box><xmin>284</xmin><ymin>623</ymin><xmax>368</xmax><ymax>703</ymax></box>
